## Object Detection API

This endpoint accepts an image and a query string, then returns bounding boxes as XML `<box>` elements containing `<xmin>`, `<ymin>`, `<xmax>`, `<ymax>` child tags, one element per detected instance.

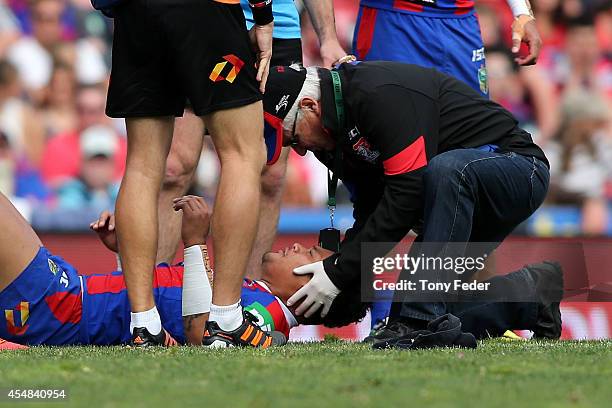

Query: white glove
<box><xmin>287</xmin><ymin>261</ymin><xmax>341</xmax><ymax>318</ymax></box>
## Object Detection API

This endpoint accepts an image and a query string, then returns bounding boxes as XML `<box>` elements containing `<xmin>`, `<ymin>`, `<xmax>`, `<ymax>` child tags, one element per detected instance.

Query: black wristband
<box><xmin>249</xmin><ymin>0</ymin><xmax>273</xmax><ymax>26</ymax></box>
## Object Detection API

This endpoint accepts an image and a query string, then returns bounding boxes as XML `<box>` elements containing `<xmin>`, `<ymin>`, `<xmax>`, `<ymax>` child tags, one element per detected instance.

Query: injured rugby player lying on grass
<box><xmin>0</xmin><ymin>193</ymin><xmax>350</xmax><ymax>347</ymax></box>
<box><xmin>0</xmin><ymin>193</ymin><xmax>560</xmax><ymax>348</ymax></box>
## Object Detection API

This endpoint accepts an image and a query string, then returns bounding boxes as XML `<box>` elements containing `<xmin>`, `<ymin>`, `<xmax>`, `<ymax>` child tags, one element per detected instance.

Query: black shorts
<box><xmin>106</xmin><ymin>0</ymin><xmax>261</xmax><ymax>118</ymax></box>
<box><xmin>270</xmin><ymin>38</ymin><xmax>303</xmax><ymax>66</ymax></box>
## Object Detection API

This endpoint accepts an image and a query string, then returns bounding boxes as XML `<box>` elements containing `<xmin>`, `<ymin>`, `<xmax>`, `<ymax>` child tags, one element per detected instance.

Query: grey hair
<box><xmin>282</xmin><ymin>66</ymin><xmax>321</xmax><ymax>133</ymax></box>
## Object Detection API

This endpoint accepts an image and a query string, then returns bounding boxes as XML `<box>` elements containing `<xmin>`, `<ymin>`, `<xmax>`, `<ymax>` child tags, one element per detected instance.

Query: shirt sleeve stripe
<box><xmin>382</xmin><ymin>135</ymin><xmax>428</xmax><ymax>175</ymax></box>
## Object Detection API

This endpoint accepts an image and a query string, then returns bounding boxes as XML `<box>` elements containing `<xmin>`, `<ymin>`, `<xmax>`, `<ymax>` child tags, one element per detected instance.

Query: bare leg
<box><xmin>183</xmin><ymin>312</ymin><xmax>209</xmax><ymax>345</ymax></box>
<box><xmin>156</xmin><ymin>111</ymin><xmax>205</xmax><ymax>264</ymax></box>
<box><xmin>0</xmin><ymin>193</ymin><xmax>42</xmax><ymax>292</ymax></box>
<box><xmin>205</xmin><ymin>101</ymin><xmax>266</xmax><ymax>306</ymax></box>
<box><xmin>157</xmin><ymin>112</ymin><xmax>287</xmax><ymax>275</ymax></box>
<box><xmin>116</xmin><ymin>117</ymin><xmax>174</xmax><ymax>313</ymax></box>
<box><xmin>246</xmin><ymin>147</ymin><xmax>289</xmax><ymax>279</ymax></box>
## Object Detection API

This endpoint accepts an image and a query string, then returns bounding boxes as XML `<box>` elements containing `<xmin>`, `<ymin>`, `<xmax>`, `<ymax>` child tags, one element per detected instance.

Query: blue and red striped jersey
<box><xmin>82</xmin><ymin>265</ymin><xmax>294</xmax><ymax>345</ymax></box>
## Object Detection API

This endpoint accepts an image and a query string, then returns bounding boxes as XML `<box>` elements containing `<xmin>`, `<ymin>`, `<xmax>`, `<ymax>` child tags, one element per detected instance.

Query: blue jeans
<box><xmin>392</xmin><ymin>148</ymin><xmax>550</xmax><ymax>323</ymax></box>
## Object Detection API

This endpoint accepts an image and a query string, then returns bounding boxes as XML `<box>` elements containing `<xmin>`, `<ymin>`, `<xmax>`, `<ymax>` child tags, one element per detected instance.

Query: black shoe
<box><xmin>373</xmin><ymin>314</ymin><xmax>478</xmax><ymax>350</ymax></box>
<box><xmin>364</xmin><ymin>318</ymin><xmax>422</xmax><ymax>344</ymax></box>
<box><xmin>371</xmin><ymin>329</ymin><xmax>425</xmax><ymax>350</ymax></box>
<box><xmin>524</xmin><ymin>261</ymin><xmax>564</xmax><ymax>339</ymax></box>
<box><xmin>131</xmin><ymin>327</ymin><xmax>178</xmax><ymax>347</ymax></box>
<box><xmin>202</xmin><ymin>310</ymin><xmax>287</xmax><ymax>348</ymax></box>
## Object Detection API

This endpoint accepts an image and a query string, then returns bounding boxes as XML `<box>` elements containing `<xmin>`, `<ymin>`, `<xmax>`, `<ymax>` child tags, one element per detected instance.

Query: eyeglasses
<box><xmin>289</xmin><ymin>108</ymin><xmax>300</xmax><ymax>147</ymax></box>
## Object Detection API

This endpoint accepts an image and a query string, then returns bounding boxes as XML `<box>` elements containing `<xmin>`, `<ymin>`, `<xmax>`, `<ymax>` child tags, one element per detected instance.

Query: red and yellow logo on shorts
<box><xmin>4</xmin><ymin>302</ymin><xmax>29</xmax><ymax>336</ymax></box>
<box><xmin>209</xmin><ymin>54</ymin><xmax>245</xmax><ymax>84</ymax></box>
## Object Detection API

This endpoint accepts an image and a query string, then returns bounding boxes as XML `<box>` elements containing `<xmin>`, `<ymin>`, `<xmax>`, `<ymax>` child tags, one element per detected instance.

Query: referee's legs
<box><xmin>205</xmin><ymin>101</ymin><xmax>266</xmax><ymax>318</ymax></box>
<box><xmin>116</xmin><ymin>117</ymin><xmax>174</xmax><ymax>314</ymax></box>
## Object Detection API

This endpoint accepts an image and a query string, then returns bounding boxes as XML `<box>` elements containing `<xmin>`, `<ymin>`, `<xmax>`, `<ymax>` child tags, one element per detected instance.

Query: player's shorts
<box><xmin>81</xmin><ymin>264</ymin><xmax>185</xmax><ymax>345</ymax></box>
<box><xmin>0</xmin><ymin>247</ymin><xmax>84</xmax><ymax>346</ymax></box>
<box><xmin>352</xmin><ymin>6</ymin><xmax>489</xmax><ymax>96</ymax></box>
<box><xmin>106</xmin><ymin>0</ymin><xmax>261</xmax><ymax>118</ymax></box>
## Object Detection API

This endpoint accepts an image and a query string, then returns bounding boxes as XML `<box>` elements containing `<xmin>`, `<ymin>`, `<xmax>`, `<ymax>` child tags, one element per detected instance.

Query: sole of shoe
<box><xmin>0</xmin><ymin>339</ymin><xmax>28</xmax><ymax>350</ymax></box>
<box><xmin>203</xmin><ymin>339</ymin><xmax>234</xmax><ymax>348</ymax></box>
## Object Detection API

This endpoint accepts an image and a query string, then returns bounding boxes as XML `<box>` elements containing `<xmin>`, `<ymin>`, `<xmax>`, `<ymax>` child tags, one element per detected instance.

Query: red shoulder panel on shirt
<box><xmin>382</xmin><ymin>135</ymin><xmax>428</xmax><ymax>175</ymax></box>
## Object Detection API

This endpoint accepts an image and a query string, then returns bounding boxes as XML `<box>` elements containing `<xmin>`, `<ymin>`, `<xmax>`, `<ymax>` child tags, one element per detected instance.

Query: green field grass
<box><xmin>1</xmin><ymin>339</ymin><xmax>612</xmax><ymax>408</ymax></box>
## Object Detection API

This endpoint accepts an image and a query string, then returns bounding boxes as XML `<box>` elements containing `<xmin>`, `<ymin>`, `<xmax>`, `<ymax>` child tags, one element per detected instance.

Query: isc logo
<box><xmin>472</xmin><ymin>48</ymin><xmax>485</xmax><ymax>62</ymax></box>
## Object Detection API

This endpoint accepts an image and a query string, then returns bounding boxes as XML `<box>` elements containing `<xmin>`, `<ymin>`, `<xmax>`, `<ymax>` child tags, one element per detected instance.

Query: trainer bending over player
<box><xmin>0</xmin><ymin>193</ymin><xmax>560</xmax><ymax>348</ymax></box>
<box><xmin>261</xmin><ymin>61</ymin><xmax>553</xmax><ymax>347</ymax></box>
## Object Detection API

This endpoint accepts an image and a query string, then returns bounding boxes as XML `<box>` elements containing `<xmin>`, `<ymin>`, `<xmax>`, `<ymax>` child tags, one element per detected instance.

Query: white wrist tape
<box><xmin>182</xmin><ymin>245</ymin><xmax>212</xmax><ymax>316</ymax></box>
<box><xmin>115</xmin><ymin>254</ymin><xmax>122</xmax><ymax>272</ymax></box>
<box><xmin>507</xmin><ymin>0</ymin><xmax>533</xmax><ymax>17</ymax></box>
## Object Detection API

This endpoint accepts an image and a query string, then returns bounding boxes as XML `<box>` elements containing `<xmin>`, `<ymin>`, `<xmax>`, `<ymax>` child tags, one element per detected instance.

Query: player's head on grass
<box><xmin>261</xmin><ymin>243</ymin><xmax>370</xmax><ymax>328</ymax></box>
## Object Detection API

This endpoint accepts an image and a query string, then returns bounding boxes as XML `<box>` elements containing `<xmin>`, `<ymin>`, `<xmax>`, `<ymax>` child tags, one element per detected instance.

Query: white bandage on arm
<box><xmin>182</xmin><ymin>245</ymin><xmax>212</xmax><ymax>317</ymax></box>
<box><xmin>507</xmin><ymin>0</ymin><xmax>534</xmax><ymax>17</ymax></box>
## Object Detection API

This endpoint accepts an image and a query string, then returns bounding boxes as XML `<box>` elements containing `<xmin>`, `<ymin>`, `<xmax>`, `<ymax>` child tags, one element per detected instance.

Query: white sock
<box><xmin>130</xmin><ymin>307</ymin><xmax>162</xmax><ymax>335</ymax></box>
<box><xmin>209</xmin><ymin>302</ymin><xmax>242</xmax><ymax>331</ymax></box>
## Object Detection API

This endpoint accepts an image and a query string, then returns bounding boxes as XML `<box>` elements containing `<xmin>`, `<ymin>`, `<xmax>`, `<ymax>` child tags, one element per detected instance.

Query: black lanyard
<box><xmin>319</xmin><ymin>70</ymin><xmax>345</xmax><ymax>252</ymax></box>
<box><xmin>327</xmin><ymin>70</ymin><xmax>345</xmax><ymax>227</ymax></box>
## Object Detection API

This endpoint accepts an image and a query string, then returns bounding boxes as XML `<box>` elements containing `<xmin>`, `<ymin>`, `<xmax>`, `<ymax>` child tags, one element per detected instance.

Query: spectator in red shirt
<box><xmin>40</xmin><ymin>83</ymin><xmax>126</xmax><ymax>188</ymax></box>
<box><xmin>543</xmin><ymin>14</ymin><xmax>612</xmax><ymax>100</ymax></box>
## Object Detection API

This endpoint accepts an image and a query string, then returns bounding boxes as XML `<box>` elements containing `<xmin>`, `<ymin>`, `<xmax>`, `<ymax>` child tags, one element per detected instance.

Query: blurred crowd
<box><xmin>0</xmin><ymin>0</ymin><xmax>610</xmax><ymax>234</ymax></box>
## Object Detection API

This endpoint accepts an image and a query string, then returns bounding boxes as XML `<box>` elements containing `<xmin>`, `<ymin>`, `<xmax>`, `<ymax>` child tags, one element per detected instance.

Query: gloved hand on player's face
<box><xmin>287</xmin><ymin>261</ymin><xmax>340</xmax><ymax>318</ymax></box>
